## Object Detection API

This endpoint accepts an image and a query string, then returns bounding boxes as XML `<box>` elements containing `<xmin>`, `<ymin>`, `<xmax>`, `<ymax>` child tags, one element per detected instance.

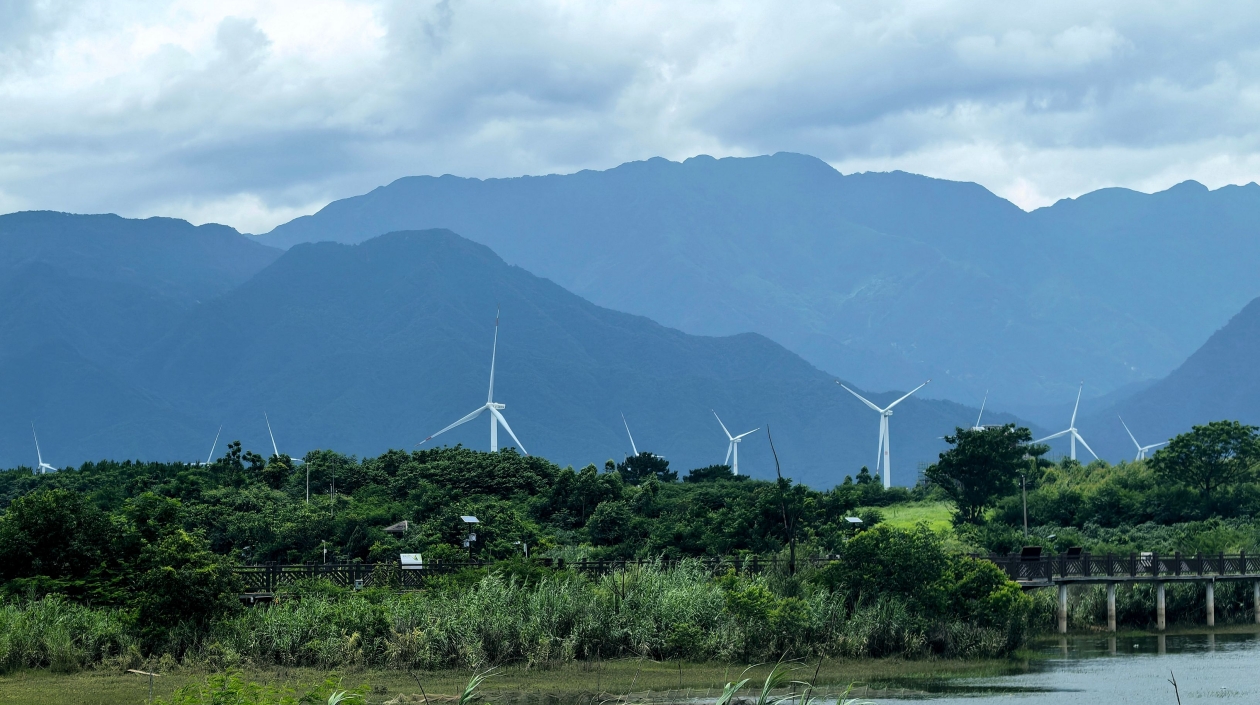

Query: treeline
<box><xmin>924</xmin><ymin>420</ymin><xmax>1260</xmax><ymax>556</ymax></box>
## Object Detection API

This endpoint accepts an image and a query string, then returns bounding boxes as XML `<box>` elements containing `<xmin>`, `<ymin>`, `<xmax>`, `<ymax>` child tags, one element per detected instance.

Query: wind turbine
<box><xmin>31</xmin><ymin>424</ymin><xmax>56</xmax><ymax>474</ymax></box>
<box><xmin>1033</xmin><ymin>382</ymin><xmax>1097</xmax><ymax>462</ymax></box>
<box><xmin>712</xmin><ymin>411</ymin><xmax>759</xmax><ymax>476</ymax></box>
<box><xmin>417</xmin><ymin>310</ymin><xmax>528</xmax><ymax>455</ymax></box>
<box><xmin>621</xmin><ymin>413</ymin><xmax>639</xmax><ymax>456</ymax></box>
<box><xmin>972</xmin><ymin>391</ymin><xmax>989</xmax><ymax>430</ymax></box>
<box><xmin>837</xmin><ymin>379</ymin><xmax>930</xmax><ymax>488</ymax></box>
<box><xmin>1118</xmin><ymin>415</ymin><xmax>1167</xmax><ymax>461</ymax></box>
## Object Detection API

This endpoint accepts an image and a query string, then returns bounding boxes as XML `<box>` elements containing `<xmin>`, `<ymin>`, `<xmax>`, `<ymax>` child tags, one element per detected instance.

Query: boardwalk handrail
<box><xmin>233</xmin><ymin>551</ymin><xmax>1260</xmax><ymax>594</ymax></box>
<box><xmin>985</xmin><ymin>550</ymin><xmax>1260</xmax><ymax>583</ymax></box>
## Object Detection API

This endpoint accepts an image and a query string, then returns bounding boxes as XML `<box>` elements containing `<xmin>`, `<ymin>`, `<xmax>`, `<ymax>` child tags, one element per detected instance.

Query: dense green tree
<box><xmin>131</xmin><ymin>529</ymin><xmax>241</xmax><ymax>643</ymax></box>
<box><xmin>0</xmin><ymin>489</ymin><xmax>124</xmax><ymax>583</ymax></box>
<box><xmin>1150</xmin><ymin>420</ymin><xmax>1260</xmax><ymax>504</ymax></box>
<box><xmin>683</xmin><ymin>464</ymin><xmax>739</xmax><ymax>483</ymax></box>
<box><xmin>926</xmin><ymin>425</ymin><xmax>1044</xmax><ymax>524</ymax></box>
<box><xmin>616</xmin><ymin>452</ymin><xmax>677</xmax><ymax>484</ymax></box>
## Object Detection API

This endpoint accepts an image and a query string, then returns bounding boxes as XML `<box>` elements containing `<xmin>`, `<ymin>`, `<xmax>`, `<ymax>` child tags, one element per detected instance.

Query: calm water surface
<box><xmin>872</xmin><ymin>631</ymin><xmax>1260</xmax><ymax>703</ymax></box>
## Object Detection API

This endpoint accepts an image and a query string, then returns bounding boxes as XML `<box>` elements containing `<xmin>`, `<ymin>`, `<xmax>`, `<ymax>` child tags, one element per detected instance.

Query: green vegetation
<box><xmin>0</xmin><ymin>442</ymin><xmax>1039</xmax><ymax>675</ymax></box>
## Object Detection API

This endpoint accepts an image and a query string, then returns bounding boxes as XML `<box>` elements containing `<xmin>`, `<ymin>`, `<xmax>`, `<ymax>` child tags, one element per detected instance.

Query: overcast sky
<box><xmin>3</xmin><ymin>1</ymin><xmax>1260</xmax><ymax>233</ymax></box>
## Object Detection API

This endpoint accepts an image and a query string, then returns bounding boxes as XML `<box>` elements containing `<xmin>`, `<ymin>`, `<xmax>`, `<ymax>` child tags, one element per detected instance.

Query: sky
<box><xmin>4</xmin><ymin>1</ymin><xmax>1260</xmax><ymax>233</ymax></box>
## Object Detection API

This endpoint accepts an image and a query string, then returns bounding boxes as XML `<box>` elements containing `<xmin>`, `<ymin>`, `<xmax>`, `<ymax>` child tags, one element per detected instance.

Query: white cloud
<box><xmin>3</xmin><ymin>0</ymin><xmax>1260</xmax><ymax>229</ymax></box>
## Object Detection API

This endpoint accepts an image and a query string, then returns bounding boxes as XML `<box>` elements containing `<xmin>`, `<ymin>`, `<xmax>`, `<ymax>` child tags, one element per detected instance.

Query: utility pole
<box><xmin>1022</xmin><ymin>473</ymin><xmax>1029</xmax><ymax>538</ymax></box>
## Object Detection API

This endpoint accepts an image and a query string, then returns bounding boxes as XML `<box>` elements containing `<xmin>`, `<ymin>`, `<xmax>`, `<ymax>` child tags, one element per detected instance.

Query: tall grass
<box><xmin>1</xmin><ymin>561</ymin><xmax>1032</xmax><ymax>672</ymax></box>
<box><xmin>210</xmin><ymin>561</ymin><xmax>1019</xmax><ymax>669</ymax></box>
<box><xmin>0</xmin><ymin>595</ymin><xmax>136</xmax><ymax>672</ymax></box>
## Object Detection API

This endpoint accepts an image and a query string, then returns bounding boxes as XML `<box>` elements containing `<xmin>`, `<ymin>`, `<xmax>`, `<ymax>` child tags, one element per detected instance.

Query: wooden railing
<box><xmin>234</xmin><ymin>552</ymin><xmax>1260</xmax><ymax>594</ymax></box>
<box><xmin>985</xmin><ymin>551</ymin><xmax>1260</xmax><ymax>583</ymax></box>
<box><xmin>233</xmin><ymin>555</ymin><xmax>835</xmax><ymax>593</ymax></box>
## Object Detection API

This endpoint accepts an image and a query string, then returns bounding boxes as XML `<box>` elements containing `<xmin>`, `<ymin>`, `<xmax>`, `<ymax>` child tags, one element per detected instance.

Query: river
<box><xmin>872</xmin><ymin>630</ymin><xmax>1260</xmax><ymax>703</ymax></box>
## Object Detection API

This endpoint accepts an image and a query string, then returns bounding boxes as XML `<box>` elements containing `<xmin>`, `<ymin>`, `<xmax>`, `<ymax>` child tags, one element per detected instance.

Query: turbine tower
<box><xmin>418</xmin><ymin>310</ymin><xmax>528</xmax><ymax>454</ymax></box>
<box><xmin>712</xmin><ymin>411</ymin><xmax>759</xmax><ymax>476</ymax></box>
<box><xmin>622</xmin><ymin>413</ymin><xmax>639</xmax><ymax>456</ymax></box>
<box><xmin>837</xmin><ymin>379</ymin><xmax>930</xmax><ymax>488</ymax></box>
<box><xmin>1119</xmin><ymin>415</ymin><xmax>1167</xmax><ymax>461</ymax></box>
<box><xmin>31</xmin><ymin>424</ymin><xmax>56</xmax><ymax>474</ymax></box>
<box><xmin>1033</xmin><ymin>382</ymin><xmax>1097</xmax><ymax>462</ymax></box>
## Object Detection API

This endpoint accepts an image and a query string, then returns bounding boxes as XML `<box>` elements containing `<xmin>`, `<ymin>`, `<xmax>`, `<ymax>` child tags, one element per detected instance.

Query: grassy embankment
<box><xmin>0</xmin><ymin>657</ymin><xmax>1029</xmax><ymax>705</ymax></box>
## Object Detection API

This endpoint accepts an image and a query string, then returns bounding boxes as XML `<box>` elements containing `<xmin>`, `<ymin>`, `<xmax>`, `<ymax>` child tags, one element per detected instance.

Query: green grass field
<box><xmin>0</xmin><ymin>658</ymin><xmax>1024</xmax><ymax>705</ymax></box>
<box><xmin>863</xmin><ymin>500</ymin><xmax>954</xmax><ymax>532</ymax></box>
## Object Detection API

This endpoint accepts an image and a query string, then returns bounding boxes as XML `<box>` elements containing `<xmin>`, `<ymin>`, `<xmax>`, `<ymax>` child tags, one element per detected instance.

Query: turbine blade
<box><xmin>887</xmin><ymin>379</ymin><xmax>931</xmax><ymax>410</ymax></box>
<box><xmin>487</xmin><ymin>308</ymin><xmax>500</xmax><ymax>404</ymax></box>
<box><xmin>724</xmin><ymin>442</ymin><xmax>733</xmax><ymax>466</ymax></box>
<box><xmin>1117</xmin><ymin>414</ymin><xmax>1141</xmax><ymax>450</ymax></box>
<box><xmin>1033</xmin><ymin>429</ymin><xmax>1072</xmax><ymax>443</ymax></box>
<box><xmin>712</xmin><ymin>410</ymin><xmax>734</xmax><ymax>440</ymax></box>
<box><xmin>489</xmin><ymin>407</ymin><xmax>527</xmax><ymax>455</ymax></box>
<box><xmin>838</xmin><ymin>382</ymin><xmax>885</xmax><ymax>413</ymax></box>
<box><xmin>206</xmin><ymin>424</ymin><xmax>222</xmax><ymax>465</ymax></box>
<box><xmin>975</xmin><ymin>391</ymin><xmax>988</xmax><ymax>428</ymax></box>
<box><xmin>31</xmin><ymin>423</ymin><xmax>42</xmax><ymax>465</ymax></box>
<box><xmin>622</xmin><ymin>412</ymin><xmax>638</xmax><ymax>456</ymax></box>
<box><xmin>1070</xmin><ymin>381</ymin><xmax>1084</xmax><ymax>427</ymax></box>
<box><xmin>265</xmin><ymin>412</ymin><xmax>279</xmax><ymax>457</ymax></box>
<box><xmin>417</xmin><ymin>405</ymin><xmax>487</xmax><ymax>446</ymax></box>
<box><xmin>1074</xmin><ymin>430</ymin><xmax>1099</xmax><ymax>461</ymax></box>
<box><xmin>733</xmin><ymin>427</ymin><xmax>761</xmax><ymax>440</ymax></box>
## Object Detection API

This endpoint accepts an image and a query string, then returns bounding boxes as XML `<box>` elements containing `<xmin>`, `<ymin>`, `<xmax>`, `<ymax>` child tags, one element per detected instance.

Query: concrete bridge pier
<box><xmin>1058</xmin><ymin>583</ymin><xmax>1068</xmax><ymax>634</ymax></box>
<box><xmin>1156</xmin><ymin>582</ymin><xmax>1166</xmax><ymax>631</ymax></box>
<box><xmin>1106</xmin><ymin>583</ymin><xmax>1117</xmax><ymax>632</ymax></box>
<box><xmin>1254</xmin><ymin>581</ymin><xmax>1259</xmax><ymax>624</ymax></box>
<box><xmin>1206</xmin><ymin>581</ymin><xmax>1215</xmax><ymax>627</ymax></box>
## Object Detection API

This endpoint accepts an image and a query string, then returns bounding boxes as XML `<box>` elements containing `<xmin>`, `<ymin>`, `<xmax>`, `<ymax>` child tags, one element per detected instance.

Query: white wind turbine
<box><xmin>1033</xmin><ymin>382</ymin><xmax>1097</xmax><ymax>462</ymax></box>
<box><xmin>1118</xmin><ymin>415</ymin><xmax>1167</xmax><ymax>461</ymax></box>
<box><xmin>31</xmin><ymin>424</ymin><xmax>56</xmax><ymax>474</ymax></box>
<box><xmin>712</xmin><ymin>411</ymin><xmax>759</xmax><ymax>476</ymax></box>
<box><xmin>837</xmin><ymin>379</ymin><xmax>930</xmax><ymax>489</ymax></box>
<box><xmin>418</xmin><ymin>310</ymin><xmax>528</xmax><ymax>454</ymax></box>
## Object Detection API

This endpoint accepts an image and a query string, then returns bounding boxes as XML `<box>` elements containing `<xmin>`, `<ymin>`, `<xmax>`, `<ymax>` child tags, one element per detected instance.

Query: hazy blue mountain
<box><xmin>1074</xmin><ymin>297</ymin><xmax>1260</xmax><ymax>462</ymax></box>
<box><xmin>1</xmin><ymin>211</ymin><xmax>281</xmax><ymax>301</ymax></box>
<box><xmin>129</xmin><ymin>229</ymin><xmax>1025</xmax><ymax>487</ymax></box>
<box><xmin>259</xmin><ymin>153</ymin><xmax>1260</xmax><ymax>411</ymax></box>
<box><xmin>0</xmin><ymin>212</ymin><xmax>281</xmax><ymax>468</ymax></box>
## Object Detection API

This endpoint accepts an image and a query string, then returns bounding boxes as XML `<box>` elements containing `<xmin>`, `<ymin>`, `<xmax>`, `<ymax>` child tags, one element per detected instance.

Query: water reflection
<box><xmin>874</xmin><ymin>631</ymin><xmax>1260</xmax><ymax>703</ymax></box>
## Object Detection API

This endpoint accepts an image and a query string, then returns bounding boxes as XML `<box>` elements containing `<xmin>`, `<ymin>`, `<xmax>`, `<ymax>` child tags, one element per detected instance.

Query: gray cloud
<box><xmin>2</xmin><ymin>1</ymin><xmax>1260</xmax><ymax>231</ymax></box>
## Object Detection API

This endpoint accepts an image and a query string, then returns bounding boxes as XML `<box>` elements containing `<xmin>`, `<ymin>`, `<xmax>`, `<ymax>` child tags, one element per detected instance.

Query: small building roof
<box><xmin>383</xmin><ymin>520</ymin><xmax>410</xmax><ymax>534</ymax></box>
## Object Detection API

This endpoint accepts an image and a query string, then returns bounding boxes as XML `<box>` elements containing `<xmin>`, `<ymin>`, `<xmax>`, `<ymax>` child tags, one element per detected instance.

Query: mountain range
<box><xmin>261</xmin><ymin>153</ymin><xmax>1260</xmax><ymax>413</ymax></box>
<box><xmin>0</xmin><ymin>214</ymin><xmax>1017</xmax><ymax>486</ymax></box>
<box><xmin>5</xmin><ymin>152</ymin><xmax>1260</xmax><ymax>480</ymax></box>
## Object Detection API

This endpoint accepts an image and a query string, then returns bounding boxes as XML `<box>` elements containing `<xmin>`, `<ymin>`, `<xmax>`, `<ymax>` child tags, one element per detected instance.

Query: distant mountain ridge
<box><xmin>1075</xmin><ymin>296</ymin><xmax>1260</xmax><ymax>461</ymax></box>
<box><xmin>260</xmin><ymin>154</ymin><xmax>1260</xmax><ymax>411</ymax></box>
<box><xmin>0</xmin><ymin>213</ymin><xmax>1020</xmax><ymax>485</ymax></box>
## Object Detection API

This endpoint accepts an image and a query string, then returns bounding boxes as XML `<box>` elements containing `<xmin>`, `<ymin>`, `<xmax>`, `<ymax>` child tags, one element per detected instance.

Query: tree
<box><xmin>0</xmin><ymin>489</ymin><xmax>122</xmax><ymax>583</ymax></box>
<box><xmin>683</xmin><ymin>464</ymin><xmax>738</xmax><ymax>483</ymax></box>
<box><xmin>1149</xmin><ymin>420</ymin><xmax>1260</xmax><ymax>503</ymax></box>
<box><xmin>926</xmin><ymin>424</ymin><xmax>1043</xmax><ymax>525</ymax></box>
<box><xmin>132</xmin><ymin>529</ymin><xmax>241</xmax><ymax>643</ymax></box>
<box><xmin>616</xmin><ymin>452</ymin><xmax>677</xmax><ymax>484</ymax></box>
